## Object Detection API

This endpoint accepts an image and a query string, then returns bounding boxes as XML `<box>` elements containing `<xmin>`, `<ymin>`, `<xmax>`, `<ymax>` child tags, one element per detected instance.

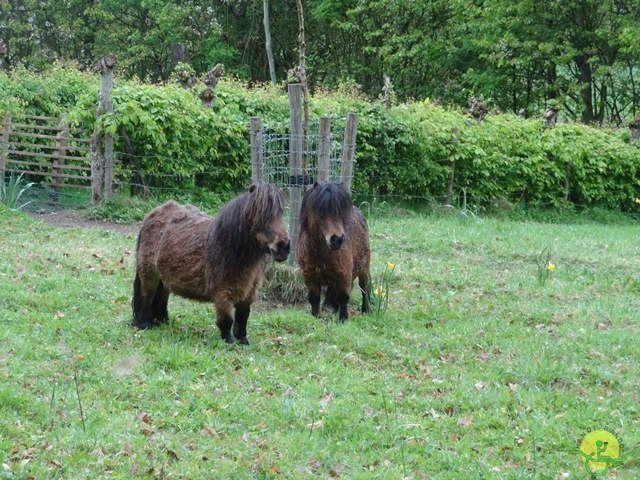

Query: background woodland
<box><xmin>3</xmin><ymin>0</ymin><xmax>640</xmax><ymax>125</ymax></box>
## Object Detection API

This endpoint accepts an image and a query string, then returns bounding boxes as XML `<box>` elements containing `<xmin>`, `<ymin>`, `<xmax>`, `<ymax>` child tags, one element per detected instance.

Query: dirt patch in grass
<box><xmin>29</xmin><ymin>209</ymin><xmax>141</xmax><ymax>236</ymax></box>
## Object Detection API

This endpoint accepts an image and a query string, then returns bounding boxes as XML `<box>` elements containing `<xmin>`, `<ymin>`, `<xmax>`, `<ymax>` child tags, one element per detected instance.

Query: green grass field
<box><xmin>0</xmin><ymin>206</ymin><xmax>639</xmax><ymax>479</ymax></box>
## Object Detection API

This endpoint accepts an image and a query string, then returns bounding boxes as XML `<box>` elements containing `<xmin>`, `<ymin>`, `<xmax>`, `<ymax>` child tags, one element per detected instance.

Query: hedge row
<box><xmin>2</xmin><ymin>66</ymin><xmax>639</xmax><ymax>210</ymax></box>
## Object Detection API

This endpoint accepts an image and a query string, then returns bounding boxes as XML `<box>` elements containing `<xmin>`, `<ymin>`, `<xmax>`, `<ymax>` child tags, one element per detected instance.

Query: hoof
<box><xmin>221</xmin><ymin>332</ymin><xmax>235</xmax><ymax>344</ymax></box>
<box><xmin>236</xmin><ymin>336</ymin><xmax>250</xmax><ymax>346</ymax></box>
<box><xmin>132</xmin><ymin>316</ymin><xmax>155</xmax><ymax>330</ymax></box>
<box><xmin>132</xmin><ymin>322</ymin><xmax>154</xmax><ymax>330</ymax></box>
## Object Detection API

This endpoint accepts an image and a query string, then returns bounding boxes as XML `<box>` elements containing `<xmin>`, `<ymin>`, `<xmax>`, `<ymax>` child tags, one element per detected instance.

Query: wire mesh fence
<box><xmin>259</xmin><ymin>128</ymin><xmax>348</xmax><ymax>187</ymax></box>
<box><xmin>4</xmin><ymin>114</ymin><xmax>638</xmax><ymax>217</ymax></box>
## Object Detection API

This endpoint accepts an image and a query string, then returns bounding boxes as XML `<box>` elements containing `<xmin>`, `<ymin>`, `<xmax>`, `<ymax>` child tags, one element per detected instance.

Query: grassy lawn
<box><xmin>0</xmin><ymin>206</ymin><xmax>639</xmax><ymax>479</ymax></box>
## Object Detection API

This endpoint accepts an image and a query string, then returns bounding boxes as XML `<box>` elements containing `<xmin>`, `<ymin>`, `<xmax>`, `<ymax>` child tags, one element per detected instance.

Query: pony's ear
<box><xmin>313</xmin><ymin>181</ymin><xmax>319</xmax><ymax>189</ymax></box>
<box><xmin>249</xmin><ymin>184</ymin><xmax>257</xmax><ymax>193</ymax></box>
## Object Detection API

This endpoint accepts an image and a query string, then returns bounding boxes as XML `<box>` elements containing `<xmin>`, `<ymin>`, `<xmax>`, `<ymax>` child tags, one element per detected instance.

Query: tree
<box><xmin>263</xmin><ymin>0</ymin><xmax>278</xmax><ymax>85</ymax></box>
<box><xmin>0</xmin><ymin>0</ymin><xmax>62</xmax><ymax>69</ymax></box>
<box><xmin>467</xmin><ymin>0</ymin><xmax>640</xmax><ymax>123</ymax></box>
<box><xmin>4</xmin><ymin>0</ymin><xmax>640</xmax><ymax>125</ymax></box>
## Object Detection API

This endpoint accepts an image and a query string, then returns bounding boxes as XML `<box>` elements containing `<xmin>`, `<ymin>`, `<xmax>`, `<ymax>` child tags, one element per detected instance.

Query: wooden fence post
<box><xmin>340</xmin><ymin>112</ymin><xmax>358</xmax><ymax>192</ymax></box>
<box><xmin>52</xmin><ymin>117</ymin><xmax>68</xmax><ymax>192</ymax></box>
<box><xmin>288</xmin><ymin>84</ymin><xmax>303</xmax><ymax>264</ymax></box>
<box><xmin>102</xmin><ymin>63</ymin><xmax>115</xmax><ymax>200</ymax></box>
<box><xmin>445</xmin><ymin>127</ymin><xmax>458</xmax><ymax>207</ymax></box>
<box><xmin>90</xmin><ymin>134</ymin><xmax>104</xmax><ymax>205</ymax></box>
<box><xmin>0</xmin><ymin>113</ymin><xmax>11</xmax><ymax>180</ymax></box>
<box><xmin>250</xmin><ymin>117</ymin><xmax>264</xmax><ymax>184</ymax></box>
<box><xmin>104</xmin><ymin>116</ymin><xmax>114</xmax><ymax>200</ymax></box>
<box><xmin>91</xmin><ymin>54</ymin><xmax>117</xmax><ymax>205</ymax></box>
<box><xmin>317</xmin><ymin>116</ymin><xmax>331</xmax><ymax>182</ymax></box>
<box><xmin>543</xmin><ymin>106</ymin><xmax>570</xmax><ymax>200</ymax></box>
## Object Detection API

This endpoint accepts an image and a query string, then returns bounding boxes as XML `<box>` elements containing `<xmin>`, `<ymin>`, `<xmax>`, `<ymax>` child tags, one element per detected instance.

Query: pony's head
<box><xmin>244</xmin><ymin>183</ymin><xmax>290</xmax><ymax>261</ymax></box>
<box><xmin>301</xmin><ymin>181</ymin><xmax>353</xmax><ymax>251</ymax></box>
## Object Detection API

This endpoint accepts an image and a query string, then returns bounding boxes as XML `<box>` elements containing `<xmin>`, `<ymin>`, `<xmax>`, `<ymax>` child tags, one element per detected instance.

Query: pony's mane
<box><xmin>209</xmin><ymin>183</ymin><xmax>285</xmax><ymax>268</ymax></box>
<box><xmin>242</xmin><ymin>182</ymin><xmax>286</xmax><ymax>230</ymax></box>
<box><xmin>300</xmin><ymin>181</ymin><xmax>353</xmax><ymax>228</ymax></box>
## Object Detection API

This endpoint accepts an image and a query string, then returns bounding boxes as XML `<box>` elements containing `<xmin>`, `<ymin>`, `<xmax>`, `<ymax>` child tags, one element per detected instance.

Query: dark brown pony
<box><xmin>296</xmin><ymin>181</ymin><xmax>371</xmax><ymax>321</ymax></box>
<box><xmin>132</xmin><ymin>183</ymin><xmax>290</xmax><ymax>345</ymax></box>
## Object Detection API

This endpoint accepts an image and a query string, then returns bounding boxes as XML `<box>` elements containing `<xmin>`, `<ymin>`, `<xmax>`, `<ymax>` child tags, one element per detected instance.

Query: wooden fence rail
<box><xmin>0</xmin><ymin>114</ymin><xmax>92</xmax><ymax>191</ymax></box>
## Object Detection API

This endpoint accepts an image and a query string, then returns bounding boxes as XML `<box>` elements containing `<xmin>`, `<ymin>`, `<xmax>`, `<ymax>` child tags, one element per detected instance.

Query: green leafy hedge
<box><xmin>2</xmin><ymin>67</ymin><xmax>639</xmax><ymax>210</ymax></box>
<box><xmin>71</xmin><ymin>80</ymin><xmax>257</xmax><ymax>195</ymax></box>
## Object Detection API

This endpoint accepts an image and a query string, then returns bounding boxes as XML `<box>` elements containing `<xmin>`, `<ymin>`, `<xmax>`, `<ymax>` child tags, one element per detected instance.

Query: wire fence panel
<box><xmin>261</xmin><ymin>124</ymin><xmax>348</xmax><ymax>187</ymax></box>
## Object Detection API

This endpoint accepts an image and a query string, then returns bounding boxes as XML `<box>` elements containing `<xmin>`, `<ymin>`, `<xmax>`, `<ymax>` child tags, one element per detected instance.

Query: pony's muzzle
<box><xmin>272</xmin><ymin>238</ymin><xmax>291</xmax><ymax>262</ymax></box>
<box><xmin>329</xmin><ymin>234</ymin><xmax>345</xmax><ymax>251</ymax></box>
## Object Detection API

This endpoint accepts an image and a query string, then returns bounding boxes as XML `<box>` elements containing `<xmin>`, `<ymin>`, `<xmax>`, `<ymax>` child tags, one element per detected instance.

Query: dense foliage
<box><xmin>2</xmin><ymin>1</ymin><xmax>640</xmax><ymax>124</ymax></box>
<box><xmin>1</xmin><ymin>68</ymin><xmax>640</xmax><ymax>211</ymax></box>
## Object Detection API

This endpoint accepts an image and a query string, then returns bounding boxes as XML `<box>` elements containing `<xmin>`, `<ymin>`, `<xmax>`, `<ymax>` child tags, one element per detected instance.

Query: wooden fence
<box><xmin>0</xmin><ymin>114</ymin><xmax>92</xmax><ymax>190</ymax></box>
<box><xmin>250</xmin><ymin>83</ymin><xmax>358</xmax><ymax>264</ymax></box>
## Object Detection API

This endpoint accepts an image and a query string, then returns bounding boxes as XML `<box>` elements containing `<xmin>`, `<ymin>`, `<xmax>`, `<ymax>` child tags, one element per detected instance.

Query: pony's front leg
<box><xmin>307</xmin><ymin>287</ymin><xmax>322</xmax><ymax>318</ymax></box>
<box><xmin>324</xmin><ymin>286</ymin><xmax>340</xmax><ymax>312</ymax></box>
<box><xmin>233</xmin><ymin>301</ymin><xmax>251</xmax><ymax>346</ymax></box>
<box><xmin>336</xmin><ymin>290</ymin><xmax>351</xmax><ymax>322</ymax></box>
<box><xmin>214</xmin><ymin>301</ymin><xmax>235</xmax><ymax>344</ymax></box>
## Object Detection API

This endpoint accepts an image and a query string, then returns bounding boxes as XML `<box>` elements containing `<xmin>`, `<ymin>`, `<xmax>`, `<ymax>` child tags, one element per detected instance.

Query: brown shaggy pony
<box><xmin>296</xmin><ymin>181</ymin><xmax>371</xmax><ymax>321</ymax></box>
<box><xmin>132</xmin><ymin>183</ymin><xmax>290</xmax><ymax>345</ymax></box>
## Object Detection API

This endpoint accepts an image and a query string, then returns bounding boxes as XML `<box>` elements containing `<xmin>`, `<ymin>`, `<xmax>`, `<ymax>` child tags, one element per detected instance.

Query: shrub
<box><xmin>1</xmin><ymin>68</ymin><xmax>638</xmax><ymax>211</ymax></box>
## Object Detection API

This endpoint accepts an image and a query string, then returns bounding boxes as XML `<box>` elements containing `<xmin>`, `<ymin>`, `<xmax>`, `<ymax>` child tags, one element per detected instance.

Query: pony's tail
<box><xmin>132</xmin><ymin>271</ymin><xmax>142</xmax><ymax>316</ymax></box>
<box><xmin>135</xmin><ymin>229</ymin><xmax>142</xmax><ymax>254</ymax></box>
<box><xmin>131</xmin><ymin>233</ymin><xmax>142</xmax><ymax>316</ymax></box>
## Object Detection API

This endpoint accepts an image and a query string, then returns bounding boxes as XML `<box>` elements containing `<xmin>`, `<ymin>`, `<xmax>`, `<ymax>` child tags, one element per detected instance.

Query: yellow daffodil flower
<box><xmin>547</xmin><ymin>263</ymin><xmax>556</xmax><ymax>271</ymax></box>
<box><xmin>387</xmin><ymin>261</ymin><xmax>395</xmax><ymax>270</ymax></box>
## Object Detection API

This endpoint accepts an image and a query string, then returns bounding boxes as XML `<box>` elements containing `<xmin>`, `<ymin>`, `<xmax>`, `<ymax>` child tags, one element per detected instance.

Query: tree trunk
<box><xmin>263</xmin><ymin>0</ymin><xmax>277</xmax><ymax>85</ymax></box>
<box><xmin>573</xmin><ymin>6</ymin><xmax>595</xmax><ymax>124</ymax></box>
<box><xmin>201</xmin><ymin>63</ymin><xmax>224</xmax><ymax>107</ymax></box>
<box><xmin>295</xmin><ymin>0</ymin><xmax>310</xmax><ymax>174</ymax></box>
<box><xmin>546</xmin><ymin>65</ymin><xmax>557</xmax><ymax>102</ymax></box>
<box><xmin>0</xmin><ymin>39</ymin><xmax>6</xmax><ymax>71</ymax></box>
<box><xmin>577</xmin><ymin>54</ymin><xmax>595</xmax><ymax>124</ymax></box>
<box><xmin>171</xmin><ymin>43</ymin><xmax>189</xmax><ymax>71</ymax></box>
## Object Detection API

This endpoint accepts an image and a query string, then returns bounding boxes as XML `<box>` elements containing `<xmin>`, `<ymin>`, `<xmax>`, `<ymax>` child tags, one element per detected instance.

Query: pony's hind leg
<box><xmin>132</xmin><ymin>271</ymin><xmax>159</xmax><ymax>329</ymax></box>
<box><xmin>151</xmin><ymin>281</ymin><xmax>170</xmax><ymax>325</ymax></box>
<box><xmin>233</xmin><ymin>301</ymin><xmax>251</xmax><ymax>346</ymax></box>
<box><xmin>359</xmin><ymin>272</ymin><xmax>371</xmax><ymax>314</ymax></box>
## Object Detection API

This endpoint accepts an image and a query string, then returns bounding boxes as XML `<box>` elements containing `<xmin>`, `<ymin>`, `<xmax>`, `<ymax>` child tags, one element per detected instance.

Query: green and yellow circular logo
<box><xmin>579</xmin><ymin>430</ymin><xmax>620</xmax><ymax>474</ymax></box>
<box><xmin>577</xmin><ymin>429</ymin><xmax>635</xmax><ymax>476</ymax></box>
